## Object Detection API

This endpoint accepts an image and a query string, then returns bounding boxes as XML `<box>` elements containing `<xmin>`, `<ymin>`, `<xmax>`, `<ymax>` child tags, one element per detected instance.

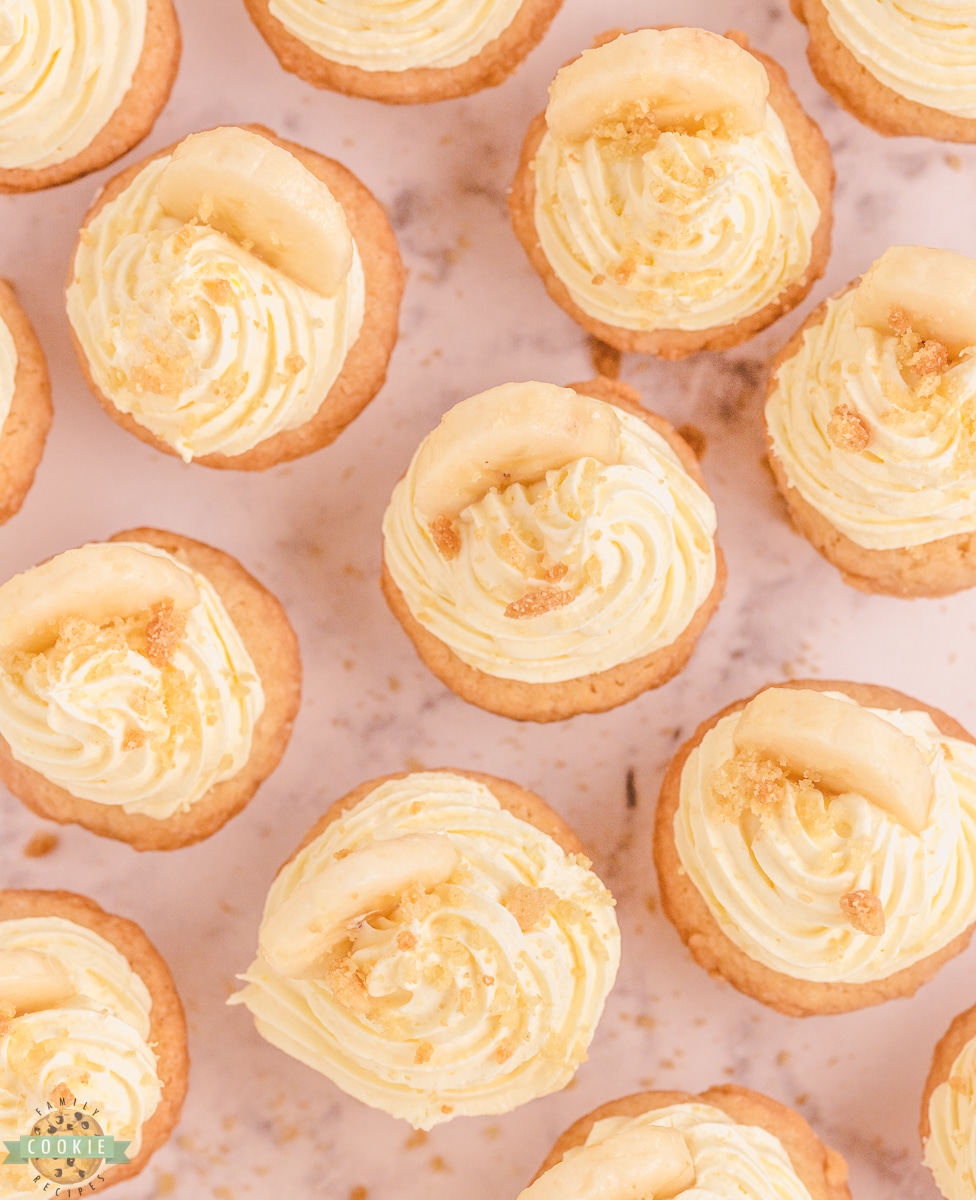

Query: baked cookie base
<box><xmin>508</xmin><ymin>28</ymin><xmax>835</xmax><ymax>359</ymax></box>
<box><xmin>68</xmin><ymin>125</ymin><xmax>404</xmax><ymax>470</ymax></box>
<box><xmin>654</xmin><ymin>679</ymin><xmax>976</xmax><ymax>1017</ymax></box>
<box><xmin>242</xmin><ymin>0</ymin><xmax>563</xmax><ymax>103</ymax></box>
<box><xmin>0</xmin><ymin>0</ymin><xmax>181</xmax><ymax>193</ymax></box>
<box><xmin>792</xmin><ymin>0</ymin><xmax>976</xmax><ymax>142</ymax></box>
<box><xmin>0</xmin><ymin>888</ymin><xmax>188</xmax><ymax>1190</ymax></box>
<box><xmin>0</xmin><ymin>527</ymin><xmax>302</xmax><ymax>851</ymax></box>
<box><xmin>381</xmin><ymin>377</ymin><xmax>726</xmax><ymax>722</ymax></box>
<box><xmin>920</xmin><ymin>1001</ymin><xmax>976</xmax><ymax>1162</ymax></box>
<box><xmin>0</xmin><ymin>280</ymin><xmax>52</xmax><ymax>525</ymax></box>
<box><xmin>530</xmin><ymin>1085</ymin><xmax>851</xmax><ymax>1200</ymax></box>
<box><xmin>766</xmin><ymin>300</ymin><xmax>976</xmax><ymax>598</ymax></box>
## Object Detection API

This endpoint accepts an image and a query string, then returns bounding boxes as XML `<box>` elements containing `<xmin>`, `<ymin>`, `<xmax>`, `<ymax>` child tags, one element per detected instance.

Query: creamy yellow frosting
<box><xmin>532</xmin><ymin>106</ymin><xmax>820</xmax><ymax>333</ymax></box>
<box><xmin>268</xmin><ymin>0</ymin><xmax>523</xmax><ymax>71</ymax></box>
<box><xmin>821</xmin><ymin>0</ymin><xmax>976</xmax><ymax>118</ymax></box>
<box><xmin>0</xmin><ymin>0</ymin><xmax>146</xmax><ymax>171</ymax></box>
<box><xmin>0</xmin><ymin>917</ymin><xmax>161</xmax><ymax>1200</ymax></box>
<box><xmin>383</xmin><ymin>402</ymin><xmax>717</xmax><ymax>683</ymax></box>
<box><xmin>231</xmin><ymin>771</ymin><xmax>620</xmax><ymax>1129</ymax></box>
<box><xmin>0</xmin><ymin>316</ymin><xmax>16</xmax><ymax>437</ymax></box>
<box><xmin>66</xmin><ymin>154</ymin><xmax>365</xmax><ymax>461</ymax></box>
<box><xmin>543</xmin><ymin>1102</ymin><xmax>814</xmax><ymax>1200</ymax></box>
<box><xmin>0</xmin><ymin>542</ymin><xmax>264</xmax><ymax>819</ymax></box>
<box><xmin>925</xmin><ymin>1030</ymin><xmax>976</xmax><ymax>1200</ymax></box>
<box><xmin>766</xmin><ymin>289</ymin><xmax>976</xmax><ymax>550</ymax></box>
<box><xmin>674</xmin><ymin>692</ymin><xmax>976</xmax><ymax>984</ymax></box>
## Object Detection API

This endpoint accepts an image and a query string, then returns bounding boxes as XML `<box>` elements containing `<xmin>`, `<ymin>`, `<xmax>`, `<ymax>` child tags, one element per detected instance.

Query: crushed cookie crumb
<box><xmin>840</xmin><ymin>889</ymin><xmax>885</xmax><ymax>936</ymax></box>
<box><xmin>711</xmin><ymin>751</ymin><xmax>788</xmax><ymax>822</ymax></box>
<box><xmin>949</xmin><ymin>1074</ymin><xmax>970</xmax><ymax>1094</ymax></box>
<box><xmin>49</xmin><ymin>1083</ymin><xmax>75</xmax><ymax>1106</ymax></box>
<box><xmin>504</xmin><ymin>587</ymin><xmax>575</xmax><ymax>620</ymax></box>
<box><xmin>908</xmin><ymin>338</ymin><xmax>949</xmax><ymax>377</ymax></box>
<box><xmin>429</xmin><ymin>516</ymin><xmax>461</xmax><ymax>561</ymax></box>
<box><xmin>122</xmin><ymin>728</ymin><xmax>146</xmax><ymax>751</ymax></box>
<box><xmin>591</xmin><ymin>274</ymin><xmax>607</xmax><ymax>286</ymax></box>
<box><xmin>203</xmin><ymin>278</ymin><xmax>234</xmax><ymax>306</ymax></box>
<box><xmin>145</xmin><ymin>599</ymin><xmax>188</xmax><ymax>667</ymax></box>
<box><xmin>349</xmin><ymin>1189</ymin><xmax>368</xmax><ymax>1200</ymax></box>
<box><xmin>414</xmin><ymin>1040</ymin><xmax>433</xmax><ymax>1065</ymax></box>
<box><xmin>504</xmin><ymin>885</ymin><xmax>559</xmax><ymax>932</ymax></box>
<box><xmin>493</xmin><ymin>1039</ymin><xmax>514</xmax><ymax>1064</ymax></box>
<box><xmin>284</xmin><ymin>352</ymin><xmax>306</xmax><ymax>376</ymax></box>
<box><xmin>541</xmin><ymin>561</ymin><xmax>568</xmax><ymax>584</ymax></box>
<box><xmin>888</xmin><ymin>308</ymin><xmax>912</xmax><ymax>337</ymax></box>
<box><xmin>828</xmin><ymin>404</ymin><xmax>870</xmax><ymax>452</ymax></box>
<box><xmin>334</xmin><ymin>847</ymin><xmax>353</xmax><ymax>860</ymax></box>
<box><xmin>405</xmin><ymin>1130</ymin><xmax>428</xmax><ymax>1150</ymax></box>
<box><xmin>397</xmin><ymin>931</ymin><xmax>418</xmax><ymax>951</ymax></box>
<box><xmin>23</xmin><ymin>832</ymin><xmax>58</xmax><ymax>858</ymax></box>
<box><xmin>326</xmin><ymin>957</ymin><xmax>371</xmax><ymax>1013</ymax></box>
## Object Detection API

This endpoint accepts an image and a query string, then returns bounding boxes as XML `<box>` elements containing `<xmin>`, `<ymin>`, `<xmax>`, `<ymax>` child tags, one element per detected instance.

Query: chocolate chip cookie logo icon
<box><xmin>3</xmin><ymin>1093</ymin><xmax>129</xmax><ymax>1194</ymax></box>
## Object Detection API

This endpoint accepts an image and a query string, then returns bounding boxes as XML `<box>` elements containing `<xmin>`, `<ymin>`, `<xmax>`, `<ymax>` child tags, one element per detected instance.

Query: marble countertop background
<box><xmin>2</xmin><ymin>1</ymin><xmax>975</xmax><ymax>1197</ymax></box>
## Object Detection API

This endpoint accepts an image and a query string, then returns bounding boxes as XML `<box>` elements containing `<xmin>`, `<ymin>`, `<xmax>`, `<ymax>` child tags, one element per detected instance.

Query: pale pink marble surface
<box><xmin>1</xmin><ymin>1</ymin><xmax>975</xmax><ymax>1197</ymax></box>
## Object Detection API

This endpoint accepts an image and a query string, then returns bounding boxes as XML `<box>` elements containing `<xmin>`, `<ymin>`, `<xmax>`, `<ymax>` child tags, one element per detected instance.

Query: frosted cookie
<box><xmin>654</xmin><ymin>680</ymin><xmax>976</xmax><ymax>1016</ymax></box>
<box><xmin>520</xmin><ymin>1085</ymin><xmax>850</xmax><ymax>1200</ymax></box>
<box><xmin>242</xmin><ymin>0</ymin><xmax>562</xmax><ymax>103</ymax></box>
<box><xmin>0</xmin><ymin>0</ymin><xmax>180</xmax><ymax>193</ymax></box>
<box><xmin>232</xmin><ymin>768</ymin><xmax>620</xmax><ymax>1128</ymax></box>
<box><xmin>381</xmin><ymin>377</ymin><xmax>725</xmax><ymax>722</ymax></box>
<box><xmin>0</xmin><ymin>281</ymin><xmax>51</xmax><ymax>526</ymax></box>
<box><xmin>766</xmin><ymin>246</ymin><xmax>976</xmax><ymax>598</ymax></box>
<box><xmin>66</xmin><ymin>124</ymin><xmax>404</xmax><ymax>470</ymax></box>
<box><xmin>508</xmin><ymin>27</ymin><xmax>834</xmax><ymax>359</ymax></box>
<box><xmin>792</xmin><ymin>0</ymin><xmax>976</xmax><ymax>141</ymax></box>
<box><xmin>922</xmin><ymin>1001</ymin><xmax>976</xmax><ymax>1200</ymax></box>
<box><xmin>0</xmin><ymin>889</ymin><xmax>187</xmax><ymax>1193</ymax></box>
<box><xmin>0</xmin><ymin>528</ymin><xmax>301</xmax><ymax>851</ymax></box>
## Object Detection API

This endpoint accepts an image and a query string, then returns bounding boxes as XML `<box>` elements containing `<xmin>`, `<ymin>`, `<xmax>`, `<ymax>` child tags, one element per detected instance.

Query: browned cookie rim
<box><xmin>0</xmin><ymin>280</ymin><xmax>53</xmax><ymax>526</ymax></box>
<box><xmin>920</xmin><ymin>999</ymin><xmax>976</xmax><ymax>1156</ymax></box>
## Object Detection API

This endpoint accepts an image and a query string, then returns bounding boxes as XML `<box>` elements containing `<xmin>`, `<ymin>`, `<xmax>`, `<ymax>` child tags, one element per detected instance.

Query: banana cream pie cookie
<box><xmin>922</xmin><ymin>1000</ymin><xmax>976</xmax><ymax>1200</ymax></box>
<box><xmin>242</xmin><ymin>0</ymin><xmax>563</xmax><ymax>103</ymax></box>
<box><xmin>0</xmin><ymin>528</ymin><xmax>301</xmax><ymax>850</ymax></box>
<box><xmin>520</xmin><ymin>1085</ymin><xmax>850</xmax><ymax>1200</ymax></box>
<box><xmin>0</xmin><ymin>281</ymin><xmax>52</xmax><ymax>526</ymax></box>
<box><xmin>766</xmin><ymin>246</ymin><xmax>976</xmax><ymax>598</ymax></box>
<box><xmin>66</xmin><ymin>125</ymin><xmax>403</xmax><ymax>469</ymax></box>
<box><xmin>0</xmin><ymin>0</ymin><xmax>180</xmax><ymax>192</ymax></box>
<box><xmin>509</xmin><ymin>27</ymin><xmax>834</xmax><ymax>358</ymax></box>
<box><xmin>654</xmin><ymin>680</ymin><xmax>976</xmax><ymax>1016</ymax></box>
<box><xmin>382</xmin><ymin>377</ymin><xmax>724</xmax><ymax>722</ymax></box>
<box><xmin>232</xmin><ymin>768</ymin><xmax>620</xmax><ymax>1129</ymax></box>
<box><xmin>0</xmin><ymin>888</ymin><xmax>187</xmax><ymax>1194</ymax></box>
<box><xmin>792</xmin><ymin>0</ymin><xmax>976</xmax><ymax>141</ymax></box>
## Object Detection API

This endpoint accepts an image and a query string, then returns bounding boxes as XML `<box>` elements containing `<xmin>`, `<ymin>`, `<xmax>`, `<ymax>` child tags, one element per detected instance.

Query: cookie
<box><xmin>0</xmin><ymin>280</ymin><xmax>52</xmax><ymax>526</ymax></box>
<box><xmin>921</xmin><ymin>1001</ymin><xmax>976</xmax><ymax>1200</ymax></box>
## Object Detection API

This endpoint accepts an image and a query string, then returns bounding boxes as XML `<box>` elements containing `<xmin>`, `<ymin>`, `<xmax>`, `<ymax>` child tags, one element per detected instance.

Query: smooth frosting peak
<box><xmin>925</xmin><ymin>1032</ymin><xmax>976</xmax><ymax>1200</ymax></box>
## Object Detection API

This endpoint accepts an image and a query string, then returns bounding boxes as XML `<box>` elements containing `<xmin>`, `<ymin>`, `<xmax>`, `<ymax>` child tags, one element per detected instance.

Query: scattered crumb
<box><xmin>540</xmin><ymin>560</ymin><xmax>568</xmax><ymax>584</ymax></box>
<box><xmin>203</xmin><ymin>278</ymin><xmax>234</xmax><ymax>306</ymax></box>
<box><xmin>405</xmin><ymin>1130</ymin><xmax>428</xmax><ymax>1150</ymax></box>
<box><xmin>23</xmin><ymin>832</ymin><xmax>58</xmax><ymax>858</ymax></box>
<box><xmin>154</xmin><ymin>1172</ymin><xmax>176</xmax><ymax>1196</ymax></box>
<box><xmin>388</xmin><ymin>675</ymin><xmax>401</xmax><ymax>693</ymax></box>
<box><xmin>493</xmin><ymin>1039</ymin><xmax>514</xmax><ymax>1064</ymax></box>
<box><xmin>505</xmin><ymin>885</ymin><xmax>559</xmax><ymax>931</ymax></box>
<box><xmin>334</xmin><ymin>847</ymin><xmax>353</xmax><ymax>860</ymax></box>
<box><xmin>404</xmin><ymin>756</ymin><xmax>426</xmax><ymax>773</ymax></box>
<box><xmin>327</xmin><ymin>957</ymin><xmax>371</xmax><ymax>1013</ymax></box>
<box><xmin>284</xmin><ymin>352</ymin><xmax>306</xmax><ymax>376</ymax></box>
<box><xmin>949</xmin><ymin>1075</ymin><xmax>969</xmax><ymax>1094</ymax></box>
<box><xmin>49</xmin><ymin>1083</ymin><xmax>75</xmax><ymax>1106</ymax></box>
<box><xmin>440</xmin><ymin>1105</ymin><xmax>453</xmax><ymax>1116</ymax></box>
<box><xmin>482</xmin><ymin>1125</ymin><xmax>501</xmax><ymax>1140</ymax></box>
<box><xmin>122</xmin><ymin>727</ymin><xmax>146</xmax><ymax>750</ymax></box>
<box><xmin>613</xmin><ymin>258</ymin><xmax>636</xmax><ymax>284</ymax></box>
<box><xmin>795</xmin><ymin>1093</ymin><xmax>809</xmax><ymax>1106</ymax></box>
<box><xmin>414</xmin><ymin>1041</ymin><xmax>433</xmax><ymax>1065</ymax></box>
<box><xmin>503</xmin><ymin>587</ymin><xmax>576</xmax><ymax>619</ymax></box>
<box><xmin>908</xmin><ymin>338</ymin><xmax>949</xmax><ymax>376</ymax></box>
<box><xmin>397</xmin><ymin>930</ymin><xmax>417</xmax><ymax>951</ymax></box>
<box><xmin>827</xmin><ymin>403</ymin><xmax>870</xmax><ymax>452</ymax></box>
<box><xmin>711</xmin><ymin>751</ymin><xmax>788</xmax><ymax>822</ymax></box>
<box><xmin>430</xmin><ymin>516</ymin><xmax>461</xmax><ymax>560</ymax></box>
<box><xmin>645</xmin><ymin>895</ymin><xmax>658</xmax><ymax>914</ymax></box>
<box><xmin>429</xmin><ymin>1156</ymin><xmax>449</xmax><ymax>1173</ymax></box>
<box><xmin>841</xmin><ymin>890</ymin><xmax>885</xmax><ymax>936</ymax></box>
<box><xmin>636</xmin><ymin>1015</ymin><xmax>655</xmax><ymax>1029</ymax></box>
<box><xmin>589</xmin><ymin>337</ymin><xmax>621</xmax><ymax>379</ymax></box>
<box><xmin>350</xmin><ymin>1189</ymin><xmax>368</xmax><ymax>1200</ymax></box>
<box><xmin>146</xmin><ymin>600</ymin><xmax>187</xmax><ymax>667</ymax></box>
<box><xmin>677</xmin><ymin>424</ymin><xmax>707</xmax><ymax>460</ymax></box>
<box><xmin>776</xmin><ymin>1050</ymin><xmax>791</xmax><ymax>1067</ymax></box>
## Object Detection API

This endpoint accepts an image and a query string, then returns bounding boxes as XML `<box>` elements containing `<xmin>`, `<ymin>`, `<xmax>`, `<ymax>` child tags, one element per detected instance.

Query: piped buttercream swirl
<box><xmin>66</xmin><ymin>154</ymin><xmax>365</xmax><ymax>461</ymax></box>
<box><xmin>231</xmin><ymin>771</ymin><xmax>620</xmax><ymax>1129</ymax></box>
<box><xmin>925</xmin><ymin>1029</ymin><xmax>976</xmax><ymax>1200</ymax></box>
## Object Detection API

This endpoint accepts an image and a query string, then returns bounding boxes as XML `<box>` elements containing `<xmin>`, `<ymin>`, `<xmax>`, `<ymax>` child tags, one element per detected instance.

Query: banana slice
<box><xmin>0</xmin><ymin>1</ymin><xmax>23</xmax><ymax>45</ymax></box>
<box><xmin>518</xmin><ymin>1125</ymin><xmax>695</xmax><ymax>1200</ymax></box>
<box><xmin>0</xmin><ymin>948</ymin><xmax>73</xmax><ymax>1015</ymax></box>
<box><xmin>732</xmin><ymin>688</ymin><xmax>934</xmax><ymax>834</ymax></box>
<box><xmin>546</xmin><ymin>28</ymin><xmax>769</xmax><ymax>144</ymax></box>
<box><xmin>851</xmin><ymin>246</ymin><xmax>976</xmax><ymax>358</ymax></box>
<box><xmin>259</xmin><ymin>833</ymin><xmax>461</xmax><ymax>979</ymax></box>
<box><xmin>412</xmin><ymin>382</ymin><xmax>622</xmax><ymax>523</ymax></box>
<box><xmin>157</xmin><ymin>127</ymin><xmax>354</xmax><ymax>298</ymax></box>
<box><xmin>0</xmin><ymin>544</ymin><xmax>200</xmax><ymax>656</ymax></box>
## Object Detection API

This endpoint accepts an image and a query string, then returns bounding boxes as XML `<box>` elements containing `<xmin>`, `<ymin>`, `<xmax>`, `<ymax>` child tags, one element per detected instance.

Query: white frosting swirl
<box><xmin>0</xmin><ymin>542</ymin><xmax>264</xmax><ymax>819</ymax></box>
<box><xmin>66</xmin><ymin>155</ymin><xmax>365</xmax><ymax>462</ymax></box>
<box><xmin>925</xmin><ymin>1029</ymin><xmax>976</xmax><ymax>1200</ymax></box>
<box><xmin>821</xmin><ymin>0</ymin><xmax>976</xmax><ymax>118</ymax></box>
<box><xmin>231</xmin><ymin>771</ymin><xmax>620</xmax><ymax>1129</ymax></box>
<box><xmin>0</xmin><ymin>0</ymin><xmax>146</xmax><ymax>170</ymax></box>
<box><xmin>0</xmin><ymin>316</ymin><xmax>16</xmax><ymax>437</ymax></box>
<box><xmin>560</xmin><ymin>1102</ymin><xmax>814</xmax><ymax>1200</ymax></box>
<box><xmin>267</xmin><ymin>0</ymin><xmax>523</xmax><ymax>71</ymax></box>
<box><xmin>766</xmin><ymin>289</ymin><xmax>976</xmax><ymax>550</ymax></box>
<box><xmin>532</xmin><ymin>108</ymin><xmax>820</xmax><ymax>333</ymax></box>
<box><xmin>383</xmin><ymin>404</ymin><xmax>717</xmax><ymax>683</ymax></box>
<box><xmin>0</xmin><ymin>917</ymin><xmax>161</xmax><ymax>1200</ymax></box>
<box><xmin>674</xmin><ymin>693</ymin><xmax>976</xmax><ymax>984</ymax></box>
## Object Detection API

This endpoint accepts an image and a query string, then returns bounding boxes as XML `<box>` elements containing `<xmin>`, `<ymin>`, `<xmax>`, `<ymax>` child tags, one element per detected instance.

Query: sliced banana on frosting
<box><xmin>546</xmin><ymin>28</ymin><xmax>769</xmax><ymax>144</ymax></box>
<box><xmin>0</xmin><ymin>948</ymin><xmax>73</xmax><ymax>1015</ymax></box>
<box><xmin>412</xmin><ymin>382</ymin><xmax>623</xmax><ymax>523</ymax></box>
<box><xmin>259</xmin><ymin>833</ymin><xmax>461</xmax><ymax>979</ymax></box>
<box><xmin>157</xmin><ymin>127</ymin><xmax>354</xmax><ymax>298</ymax></box>
<box><xmin>733</xmin><ymin>688</ymin><xmax>934</xmax><ymax>834</ymax></box>
<box><xmin>517</xmin><ymin>1125</ymin><xmax>695</xmax><ymax>1200</ymax></box>
<box><xmin>0</xmin><ymin>544</ymin><xmax>200</xmax><ymax>656</ymax></box>
<box><xmin>851</xmin><ymin>246</ymin><xmax>976</xmax><ymax>359</ymax></box>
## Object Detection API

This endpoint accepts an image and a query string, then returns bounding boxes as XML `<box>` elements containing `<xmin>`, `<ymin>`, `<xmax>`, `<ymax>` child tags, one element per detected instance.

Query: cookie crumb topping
<box><xmin>504</xmin><ymin>885</ymin><xmax>559</xmax><ymax>932</ymax></box>
<box><xmin>828</xmin><ymin>403</ymin><xmax>870</xmax><ymax>452</ymax></box>
<box><xmin>840</xmin><ymin>889</ymin><xmax>885</xmax><ymax>936</ymax></box>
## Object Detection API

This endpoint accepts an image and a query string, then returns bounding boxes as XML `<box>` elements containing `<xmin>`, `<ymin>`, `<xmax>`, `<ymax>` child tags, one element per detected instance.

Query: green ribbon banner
<box><xmin>3</xmin><ymin>1135</ymin><xmax>130</xmax><ymax>1165</ymax></box>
